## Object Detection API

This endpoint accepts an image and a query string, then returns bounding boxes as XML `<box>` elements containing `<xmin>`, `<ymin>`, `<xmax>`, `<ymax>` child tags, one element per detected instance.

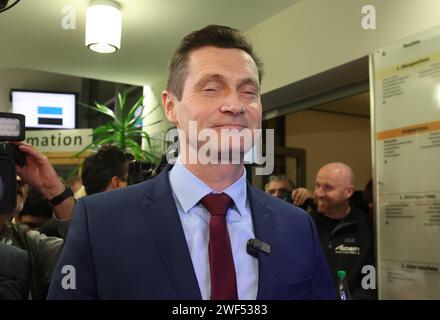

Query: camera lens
<box><xmin>280</xmin><ymin>189</ymin><xmax>292</xmax><ymax>202</ymax></box>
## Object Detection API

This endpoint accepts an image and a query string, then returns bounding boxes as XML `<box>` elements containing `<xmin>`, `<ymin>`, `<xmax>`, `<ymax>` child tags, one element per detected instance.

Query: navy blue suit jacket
<box><xmin>48</xmin><ymin>167</ymin><xmax>336</xmax><ymax>299</ymax></box>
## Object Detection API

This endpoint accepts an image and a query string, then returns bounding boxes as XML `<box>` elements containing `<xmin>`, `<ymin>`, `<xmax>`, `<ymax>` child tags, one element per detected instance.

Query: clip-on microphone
<box><xmin>247</xmin><ymin>238</ymin><xmax>271</xmax><ymax>258</ymax></box>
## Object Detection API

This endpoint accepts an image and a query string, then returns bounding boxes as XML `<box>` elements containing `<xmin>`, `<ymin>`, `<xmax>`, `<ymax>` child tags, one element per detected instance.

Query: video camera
<box><xmin>0</xmin><ymin>112</ymin><xmax>26</xmax><ymax>214</ymax></box>
<box><xmin>279</xmin><ymin>189</ymin><xmax>293</xmax><ymax>203</ymax></box>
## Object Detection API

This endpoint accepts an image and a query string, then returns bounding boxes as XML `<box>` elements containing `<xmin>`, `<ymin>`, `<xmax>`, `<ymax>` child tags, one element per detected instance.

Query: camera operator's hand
<box><xmin>11</xmin><ymin>141</ymin><xmax>74</xmax><ymax>221</ymax></box>
<box><xmin>292</xmin><ymin>187</ymin><xmax>314</xmax><ymax>206</ymax></box>
<box><xmin>13</xmin><ymin>142</ymin><xmax>63</xmax><ymax>198</ymax></box>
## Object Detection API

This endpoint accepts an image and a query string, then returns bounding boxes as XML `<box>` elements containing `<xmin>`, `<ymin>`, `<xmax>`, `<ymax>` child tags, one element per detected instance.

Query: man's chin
<box><xmin>317</xmin><ymin>203</ymin><xmax>329</xmax><ymax>213</ymax></box>
<box><xmin>212</xmin><ymin>147</ymin><xmax>243</xmax><ymax>164</ymax></box>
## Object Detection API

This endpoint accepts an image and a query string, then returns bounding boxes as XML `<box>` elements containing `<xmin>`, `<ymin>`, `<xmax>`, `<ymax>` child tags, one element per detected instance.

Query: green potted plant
<box><xmin>75</xmin><ymin>91</ymin><xmax>161</xmax><ymax>163</ymax></box>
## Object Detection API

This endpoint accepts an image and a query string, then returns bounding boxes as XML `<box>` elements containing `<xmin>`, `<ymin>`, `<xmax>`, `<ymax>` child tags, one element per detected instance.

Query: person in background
<box><xmin>265</xmin><ymin>174</ymin><xmax>315</xmax><ymax>212</ymax></box>
<box><xmin>81</xmin><ymin>145</ymin><xmax>132</xmax><ymax>195</ymax></box>
<box><xmin>67</xmin><ymin>174</ymin><xmax>86</xmax><ymax>199</ymax></box>
<box><xmin>310</xmin><ymin>162</ymin><xmax>376</xmax><ymax>299</ymax></box>
<box><xmin>291</xmin><ymin>186</ymin><xmax>314</xmax><ymax>209</ymax></box>
<box><xmin>0</xmin><ymin>142</ymin><xmax>75</xmax><ymax>299</ymax></box>
<box><xmin>0</xmin><ymin>243</ymin><xmax>28</xmax><ymax>300</ymax></box>
<box><xmin>292</xmin><ymin>182</ymin><xmax>371</xmax><ymax>218</ymax></box>
<box><xmin>14</xmin><ymin>186</ymin><xmax>68</xmax><ymax>238</ymax></box>
<box><xmin>68</xmin><ymin>174</ymin><xmax>83</xmax><ymax>194</ymax></box>
<box><xmin>264</xmin><ymin>174</ymin><xmax>295</xmax><ymax>201</ymax></box>
<box><xmin>15</xmin><ymin>187</ymin><xmax>53</xmax><ymax>230</ymax></box>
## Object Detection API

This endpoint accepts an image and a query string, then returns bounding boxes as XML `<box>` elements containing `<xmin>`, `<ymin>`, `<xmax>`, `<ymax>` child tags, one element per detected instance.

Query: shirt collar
<box><xmin>169</xmin><ymin>157</ymin><xmax>247</xmax><ymax>216</ymax></box>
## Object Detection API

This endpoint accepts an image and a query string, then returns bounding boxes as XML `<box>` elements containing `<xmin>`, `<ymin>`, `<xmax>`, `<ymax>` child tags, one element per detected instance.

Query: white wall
<box><xmin>285</xmin><ymin>110</ymin><xmax>371</xmax><ymax>190</ymax></box>
<box><xmin>141</xmin><ymin>81</ymin><xmax>174</xmax><ymax>159</ymax></box>
<box><xmin>247</xmin><ymin>0</ymin><xmax>440</xmax><ymax>93</ymax></box>
<box><xmin>0</xmin><ymin>68</ymin><xmax>82</xmax><ymax>113</ymax></box>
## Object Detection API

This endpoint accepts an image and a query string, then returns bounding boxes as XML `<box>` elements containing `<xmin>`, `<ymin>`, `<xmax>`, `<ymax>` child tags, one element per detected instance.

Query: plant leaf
<box><xmin>93</xmin><ymin>123</ymin><xmax>115</xmax><ymax>135</ymax></box>
<box><xmin>74</xmin><ymin>91</ymin><xmax>163</xmax><ymax>178</ymax></box>
<box><xmin>93</xmin><ymin>102</ymin><xmax>116</xmax><ymax>119</ymax></box>
<box><xmin>118</xmin><ymin>91</ymin><xmax>127</xmax><ymax>113</ymax></box>
<box><xmin>145</xmin><ymin>104</ymin><xmax>161</xmax><ymax>116</ymax></box>
<box><xmin>127</xmin><ymin>95</ymin><xmax>145</xmax><ymax>121</ymax></box>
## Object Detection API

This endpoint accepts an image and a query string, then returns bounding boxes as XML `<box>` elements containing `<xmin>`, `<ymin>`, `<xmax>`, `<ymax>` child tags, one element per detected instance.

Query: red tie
<box><xmin>200</xmin><ymin>193</ymin><xmax>238</xmax><ymax>300</ymax></box>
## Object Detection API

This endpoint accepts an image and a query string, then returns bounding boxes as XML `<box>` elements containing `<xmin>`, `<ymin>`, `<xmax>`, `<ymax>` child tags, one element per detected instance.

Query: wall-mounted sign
<box><xmin>25</xmin><ymin>129</ymin><xmax>93</xmax><ymax>153</ymax></box>
<box><xmin>372</xmin><ymin>25</ymin><xmax>440</xmax><ymax>299</ymax></box>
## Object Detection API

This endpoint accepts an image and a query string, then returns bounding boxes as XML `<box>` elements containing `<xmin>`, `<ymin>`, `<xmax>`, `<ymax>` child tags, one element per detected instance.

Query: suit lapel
<box><xmin>140</xmin><ymin>169</ymin><xmax>278</xmax><ymax>300</ymax></box>
<box><xmin>248</xmin><ymin>185</ymin><xmax>277</xmax><ymax>300</ymax></box>
<box><xmin>141</xmin><ymin>167</ymin><xmax>202</xmax><ymax>299</ymax></box>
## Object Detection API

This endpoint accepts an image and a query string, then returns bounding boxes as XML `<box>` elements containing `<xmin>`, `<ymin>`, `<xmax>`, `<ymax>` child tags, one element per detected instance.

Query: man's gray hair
<box><xmin>264</xmin><ymin>174</ymin><xmax>295</xmax><ymax>192</ymax></box>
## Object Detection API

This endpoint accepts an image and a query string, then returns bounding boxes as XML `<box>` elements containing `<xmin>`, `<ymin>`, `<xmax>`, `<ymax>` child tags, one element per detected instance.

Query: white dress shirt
<box><xmin>169</xmin><ymin>158</ymin><xmax>258</xmax><ymax>300</ymax></box>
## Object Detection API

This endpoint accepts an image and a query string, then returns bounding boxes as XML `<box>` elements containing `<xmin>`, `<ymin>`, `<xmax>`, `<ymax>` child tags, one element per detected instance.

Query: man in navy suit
<box><xmin>48</xmin><ymin>25</ymin><xmax>336</xmax><ymax>300</ymax></box>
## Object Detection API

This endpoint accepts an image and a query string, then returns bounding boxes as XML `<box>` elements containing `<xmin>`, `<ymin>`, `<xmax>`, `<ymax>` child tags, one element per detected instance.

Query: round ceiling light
<box><xmin>85</xmin><ymin>1</ymin><xmax>121</xmax><ymax>53</ymax></box>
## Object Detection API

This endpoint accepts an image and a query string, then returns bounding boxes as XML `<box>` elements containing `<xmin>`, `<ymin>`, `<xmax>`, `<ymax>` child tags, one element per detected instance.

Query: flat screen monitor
<box><xmin>10</xmin><ymin>89</ymin><xmax>77</xmax><ymax>129</ymax></box>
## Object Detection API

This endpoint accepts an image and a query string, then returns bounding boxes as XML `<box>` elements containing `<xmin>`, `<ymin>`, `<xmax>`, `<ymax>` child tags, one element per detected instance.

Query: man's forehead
<box><xmin>316</xmin><ymin>169</ymin><xmax>349</xmax><ymax>186</ymax></box>
<box><xmin>269</xmin><ymin>180</ymin><xmax>289</xmax><ymax>187</ymax></box>
<box><xmin>189</xmin><ymin>46</ymin><xmax>254</xmax><ymax>60</ymax></box>
<box><xmin>188</xmin><ymin>47</ymin><xmax>259</xmax><ymax>76</ymax></box>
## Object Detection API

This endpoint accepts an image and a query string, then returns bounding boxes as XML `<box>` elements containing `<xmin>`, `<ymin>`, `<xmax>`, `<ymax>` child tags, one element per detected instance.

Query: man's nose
<box><xmin>221</xmin><ymin>93</ymin><xmax>244</xmax><ymax>114</ymax></box>
<box><xmin>274</xmin><ymin>190</ymin><xmax>282</xmax><ymax>198</ymax></box>
<box><xmin>315</xmin><ymin>187</ymin><xmax>324</xmax><ymax>197</ymax></box>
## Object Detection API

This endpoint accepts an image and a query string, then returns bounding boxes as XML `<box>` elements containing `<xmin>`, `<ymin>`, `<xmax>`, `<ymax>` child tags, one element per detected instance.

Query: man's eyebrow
<box><xmin>237</xmin><ymin>78</ymin><xmax>260</xmax><ymax>92</ymax></box>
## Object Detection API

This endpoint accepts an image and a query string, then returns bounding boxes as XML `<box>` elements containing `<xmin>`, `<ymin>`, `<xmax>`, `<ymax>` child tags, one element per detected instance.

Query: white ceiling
<box><xmin>0</xmin><ymin>0</ymin><xmax>298</xmax><ymax>88</ymax></box>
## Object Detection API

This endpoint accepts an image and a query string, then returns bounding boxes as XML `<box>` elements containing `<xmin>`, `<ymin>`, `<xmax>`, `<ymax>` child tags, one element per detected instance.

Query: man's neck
<box><xmin>323</xmin><ymin>204</ymin><xmax>351</xmax><ymax>220</ymax></box>
<box><xmin>183</xmin><ymin>162</ymin><xmax>244</xmax><ymax>192</ymax></box>
<box><xmin>178</xmin><ymin>144</ymin><xmax>246</xmax><ymax>191</ymax></box>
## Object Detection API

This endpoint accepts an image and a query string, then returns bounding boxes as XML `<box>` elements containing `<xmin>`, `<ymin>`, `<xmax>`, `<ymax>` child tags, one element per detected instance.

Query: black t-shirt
<box><xmin>310</xmin><ymin>208</ymin><xmax>377</xmax><ymax>300</ymax></box>
<box><xmin>318</xmin><ymin>213</ymin><xmax>341</xmax><ymax>234</ymax></box>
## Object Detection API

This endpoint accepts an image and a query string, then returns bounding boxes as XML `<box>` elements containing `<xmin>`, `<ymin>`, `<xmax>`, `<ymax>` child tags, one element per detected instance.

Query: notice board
<box><xmin>371</xmin><ymin>25</ymin><xmax>440</xmax><ymax>299</ymax></box>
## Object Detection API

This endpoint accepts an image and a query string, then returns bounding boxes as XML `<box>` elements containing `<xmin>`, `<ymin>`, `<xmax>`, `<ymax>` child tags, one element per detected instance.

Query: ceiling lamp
<box><xmin>85</xmin><ymin>0</ymin><xmax>121</xmax><ymax>53</ymax></box>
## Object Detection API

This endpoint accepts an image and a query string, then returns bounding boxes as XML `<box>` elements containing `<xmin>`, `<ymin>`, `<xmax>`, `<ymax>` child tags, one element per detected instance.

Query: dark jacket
<box><xmin>0</xmin><ymin>222</ymin><xmax>66</xmax><ymax>299</ymax></box>
<box><xmin>310</xmin><ymin>207</ymin><xmax>376</xmax><ymax>299</ymax></box>
<box><xmin>0</xmin><ymin>243</ymin><xmax>29</xmax><ymax>299</ymax></box>
<box><xmin>48</xmin><ymin>165</ymin><xmax>337</xmax><ymax>299</ymax></box>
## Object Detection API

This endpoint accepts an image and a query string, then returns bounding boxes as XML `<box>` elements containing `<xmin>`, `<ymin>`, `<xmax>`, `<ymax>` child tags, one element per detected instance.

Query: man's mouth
<box><xmin>212</xmin><ymin>124</ymin><xmax>247</xmax><ymax>130</ymax></box>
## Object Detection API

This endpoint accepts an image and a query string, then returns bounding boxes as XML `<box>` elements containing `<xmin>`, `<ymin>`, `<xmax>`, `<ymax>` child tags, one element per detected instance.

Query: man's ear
<box><xmin>109</xmin><ymin>176</ymin><xmax>122</xmax><ymax>190</ymax></box>
<box><xmin>345</xmin><ymin>185</ymin><xmax>355</xmax><ymax>199</ymax></box>
<box><xmin>162</xmin><ymin>90</ymin><xmax>178</xmax><ymax>124</ymax></box>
